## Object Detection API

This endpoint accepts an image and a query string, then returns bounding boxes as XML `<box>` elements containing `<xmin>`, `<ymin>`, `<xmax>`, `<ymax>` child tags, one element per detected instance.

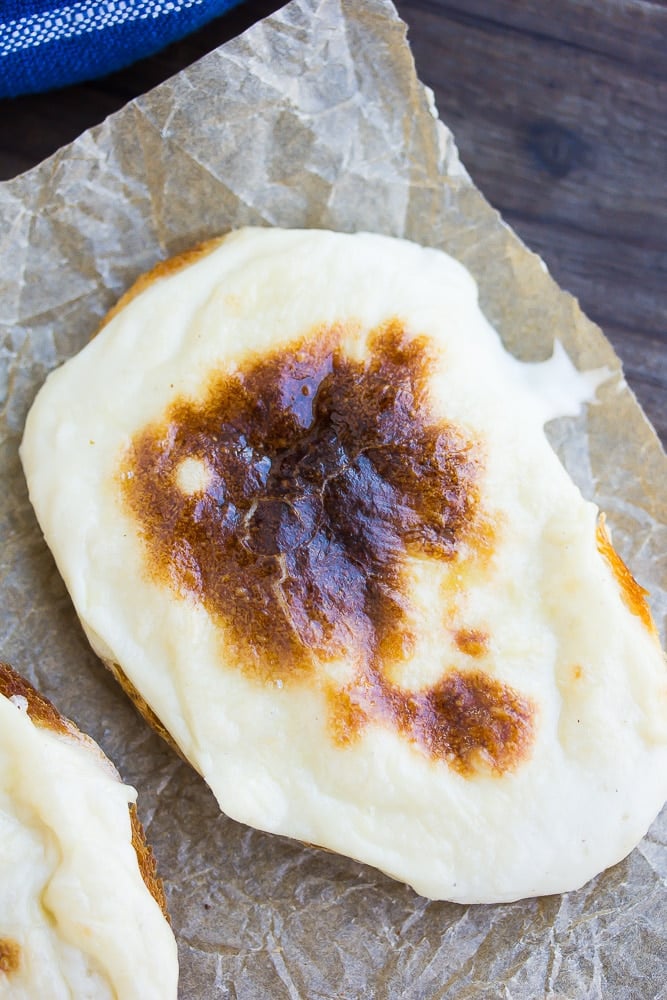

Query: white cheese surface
<box><xmin>0</xmin><ymin>693</ymin><xmax>178</xmax><ymax>998</ymax></box>
<box><xmin>20</xmin><ymin>228</ymin><xmax>667</xmax><ymax>902</ymax></box>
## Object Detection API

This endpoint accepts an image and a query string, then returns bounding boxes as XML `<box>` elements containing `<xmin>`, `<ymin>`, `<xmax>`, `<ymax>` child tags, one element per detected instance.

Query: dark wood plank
<box><xmin>409</xmin><ymin>0</ymin><xmax>667</xmax><ymax>77</ymax></box>
<box><xmin>400</xmin><ymin>0</ymin><xmax>667</xmax><ymax>443</ymax></box>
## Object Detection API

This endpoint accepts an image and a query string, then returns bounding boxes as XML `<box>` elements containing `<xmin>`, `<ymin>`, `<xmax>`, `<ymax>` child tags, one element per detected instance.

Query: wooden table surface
<box><xmin>2</xmin><ymin>0</ymin><xmax>665</xmax><ymax>445</ymax></box>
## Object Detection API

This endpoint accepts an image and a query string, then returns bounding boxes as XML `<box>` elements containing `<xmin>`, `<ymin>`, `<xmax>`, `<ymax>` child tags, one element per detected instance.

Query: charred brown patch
<box><xmin>409</xmin><ymin>669</ymin><xmax>534</xmax><ymax>772</ymax></box>
<box><xmin>596</xmin><ymin>516</ymin><xmax>656</xmax><ymax>635</ymax></box>
<box><xmin>453</xmin><ymin>628</ymin><xmax>489</xmax><ymax>658</ymax></box>
<box><xmin>0</xmin><ymin>938</ymin><xmax>20</xmax><ymax>975</ymax></box>
<box><xmin>121</xmin><ymin>319</ymin><xmax>534</xmax><ymax>773</ymax></box>
<box><xmin>329</xmin><ymin>668</ymin><xmax>534</xmax><ymax>776</ymax></box>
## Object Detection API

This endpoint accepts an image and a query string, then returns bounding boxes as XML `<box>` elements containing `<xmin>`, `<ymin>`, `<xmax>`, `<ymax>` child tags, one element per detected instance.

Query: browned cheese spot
<box><xmin>120</xmin><ymin>319</ymin><xmax>535</xmax><ymax>775</ymax></box>
<box><xmin>329</xmin><ymin>667</ymin><xmax>534</xmax><ymax>776</ymax></box>
<box><xmin>596</xmin><ymin>516</ymin><xmax>656</xmax><ymax>635</ymax></box>
<box><xmin>0</xmin><ymin>661</ymin><xmax>69</xmax><ymax>736</ymax></box>
<box><xmin>453</xmin><ymin>628</ymin><xmax>489</xmax><ymax>658</ymax></box>
<box><xmin>0</xmin><ymin>939</ymin><xmax>20</xmax><ymax>975</ymax></box>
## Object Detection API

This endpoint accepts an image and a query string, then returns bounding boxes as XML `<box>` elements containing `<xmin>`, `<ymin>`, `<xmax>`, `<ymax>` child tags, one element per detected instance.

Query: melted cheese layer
<box><xmin>20</xmin><ymin>228</ymin><xmax>667</xmax><ymax>902</ymax></box>
<box><xmin>0</xmin><ymin>695</ymin><xmax>178</xmax><ymax>998</ymax></box>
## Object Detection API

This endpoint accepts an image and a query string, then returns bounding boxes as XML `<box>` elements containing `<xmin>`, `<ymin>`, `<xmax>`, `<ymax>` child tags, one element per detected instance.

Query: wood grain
<box><xmin>1</xmin><ymin>0</ymin><xmax>665</xmax><ymax>442</ymax></box>
<box><xmin>400</xmin><ymin>0</ymin><xmax>667</xmax><ymax>443</ymax></box>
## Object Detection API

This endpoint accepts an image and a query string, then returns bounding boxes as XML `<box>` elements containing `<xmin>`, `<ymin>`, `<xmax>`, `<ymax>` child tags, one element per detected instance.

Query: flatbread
<box><xmin>20</xmin><ymin>227</ymin><xmax>667</xmax><ymax>902</ymax></box>
<box><xmin>0</xmin><ymin>662</ymin><xmax>178</xmax><ymax>998</ymax></box>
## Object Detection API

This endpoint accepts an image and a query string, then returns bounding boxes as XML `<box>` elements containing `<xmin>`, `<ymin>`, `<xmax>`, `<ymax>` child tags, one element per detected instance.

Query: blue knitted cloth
<box><xmin>0</xmin><ymin>0</ymin><xmax>244</xmax><ymax>97</ymax></box>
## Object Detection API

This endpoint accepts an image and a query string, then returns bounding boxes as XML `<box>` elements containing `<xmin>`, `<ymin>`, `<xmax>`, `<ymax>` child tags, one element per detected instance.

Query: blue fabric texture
<box><xmin>0</xmin><ymin>0</ymin><xmax>244</xmax><ymax>98</ymax></box>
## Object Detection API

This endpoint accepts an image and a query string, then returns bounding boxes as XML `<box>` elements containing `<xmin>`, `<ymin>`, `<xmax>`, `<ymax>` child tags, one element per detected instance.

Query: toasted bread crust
<box><xmin>100</xmin><ymin>656</ymin><xmax>186</xmax><ymax>760</ymax></box>
<box><xmin>0</xmin><ymin>661</ymin><xmax>170</xmax><ymax>919</ymax></box>
<box><xmin>0</xmin><ymin>660</ymin><xmax>71</xmax><ymax>736</ymax></box>
<box><xmin>596</xmin><ymin>514</ymin><xmax>657</xmax><ymax>636</ymax></box>
<box><xmin>129</xmin><ymin>803</ymin><xmax>170</xmax><ymax>922</ymax></box>
<box><xmin>98</xmin><ymin>236</ymin><xmax>227</xmax><ymax>333</ymax></box>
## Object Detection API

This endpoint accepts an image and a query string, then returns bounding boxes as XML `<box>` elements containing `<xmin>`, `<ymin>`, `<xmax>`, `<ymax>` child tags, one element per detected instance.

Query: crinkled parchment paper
<box><xmin>1</xmin><ymin>1</ymin><xmax>666</xmax><ymax>996</ymax></box>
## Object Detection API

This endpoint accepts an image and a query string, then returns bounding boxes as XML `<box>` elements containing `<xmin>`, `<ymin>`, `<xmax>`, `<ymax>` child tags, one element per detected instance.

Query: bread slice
<box><xmin>0</xmin><ymin>661</ymin><xmax>178</xmax><ymax>998</ymax></box>
<box><xmin>20</xmin><ymin>227</ymin><xmax>667</xmax><ymax>902</ymax></box>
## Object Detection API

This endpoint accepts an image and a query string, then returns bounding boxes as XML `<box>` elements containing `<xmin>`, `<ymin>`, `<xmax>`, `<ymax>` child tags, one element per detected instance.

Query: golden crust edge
<box><xmin>596</xmin><ymin>513</ymin><xmax>658</xmax><ymax>638</ymax></box>
<box><xmin>99</xmin><ymin>656</ymin><xmax>335</xmax><ymax>861</ymax></box>
<box><xmin>99</xmin><ymin>656</ymin><xmax>186</xmax><ymax>761</ymax></box>
<box><xmin>0</xmin><ymin>661</ymin><xmax>170</xmax><ymax>921</ymax></box>
<box><xmin>97</xmin><ymin>235</ymin><xmax>228</xmax><ymax>334</ymax></box>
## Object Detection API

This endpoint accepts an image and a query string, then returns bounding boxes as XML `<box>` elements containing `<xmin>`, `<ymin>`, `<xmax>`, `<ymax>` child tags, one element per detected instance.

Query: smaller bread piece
<box><xmin>0</xmin><ymin>662</ymin><xmax>178</xmax><ymax>1000</ymax></box>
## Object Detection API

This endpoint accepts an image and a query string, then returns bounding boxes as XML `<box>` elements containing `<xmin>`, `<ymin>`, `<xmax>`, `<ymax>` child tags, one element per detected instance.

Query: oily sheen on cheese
<box><xmin>20</xmin><ymin>228</ymin><xmax>667</xmax><ymax>903</ymax></box>
<box><xmin>0</xmin><ymin>664</ymin><xmax>178</xmax><ymax>999</ymax></box>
